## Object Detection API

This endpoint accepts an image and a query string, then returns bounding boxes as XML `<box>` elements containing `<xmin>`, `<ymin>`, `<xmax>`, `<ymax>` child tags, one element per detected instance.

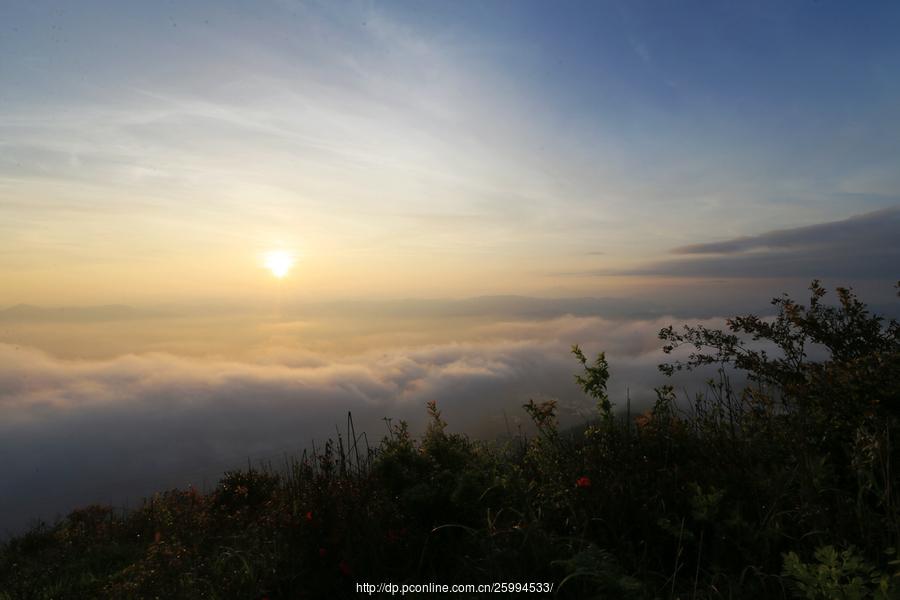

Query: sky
<box><xmin>1</xmin><ymin>1</ymin><xmax>899</xmax><ymax>534</ymax></box>
<box><xmin>2</xmin><ymin>0</ymin><xmax>898</xmax><ymax>304</ymax></box>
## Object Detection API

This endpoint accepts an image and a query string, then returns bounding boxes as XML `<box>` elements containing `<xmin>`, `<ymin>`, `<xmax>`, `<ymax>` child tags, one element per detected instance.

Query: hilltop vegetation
<box><xmin>1</xmin><ymin>281</ymin><xmax>899</xmax><ymax>599</ymax></box>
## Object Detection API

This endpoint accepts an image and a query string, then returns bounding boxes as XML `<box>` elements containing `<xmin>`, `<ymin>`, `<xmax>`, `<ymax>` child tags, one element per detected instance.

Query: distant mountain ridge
<box><xmin>0</xmin><ymin>304</ymin><xmax>154</xmax><ymax>322</ymax></box>
<box><xmin>0</xmin><ymin>296</ymin><xmax>664</xmax><ymax>322</ymax></box>
<box><xmin>287</xmin><ymin>295</ymin><xmax>662</xmax><ymax>320</ymax></box>
<box><xmin>13</xmin><ymin>293</ymin><xmax>864</xmax><ymax>322</ymax></box>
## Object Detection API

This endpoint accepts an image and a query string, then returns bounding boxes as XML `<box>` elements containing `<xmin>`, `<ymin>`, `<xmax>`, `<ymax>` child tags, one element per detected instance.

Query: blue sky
<box><xmin>1</xmin><ymin>1</ymin><xmax>898</xmax><ymax>303</ymax></box>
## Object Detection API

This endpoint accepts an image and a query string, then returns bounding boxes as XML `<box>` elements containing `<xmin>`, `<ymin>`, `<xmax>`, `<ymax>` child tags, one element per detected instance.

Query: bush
<box><xmin>782</xmin><ymin>545</ymin><xmax>899</xmax><ymax>600</ymax></box>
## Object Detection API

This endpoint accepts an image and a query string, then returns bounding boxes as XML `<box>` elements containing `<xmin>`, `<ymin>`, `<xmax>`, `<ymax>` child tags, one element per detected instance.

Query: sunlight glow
<box><xmin>264</xmin><ymin>251</ymin><xmax>294</xmax><ymax>279</ymax></box>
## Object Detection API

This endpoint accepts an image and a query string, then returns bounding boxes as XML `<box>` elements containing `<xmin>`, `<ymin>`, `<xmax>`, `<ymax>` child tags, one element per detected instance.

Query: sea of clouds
<box><xmin>0</xmin><ymin>312</ymin><xmax>728</xmax><ymax>535</ymax></box>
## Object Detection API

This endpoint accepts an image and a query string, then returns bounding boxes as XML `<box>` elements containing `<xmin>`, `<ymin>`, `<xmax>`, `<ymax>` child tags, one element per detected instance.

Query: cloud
<box><xmin>0</xmin><ymin>314</ymin><xmax>727</xmax><ymax>536</ymax></box>
<box><xmin>670</xmin><ymin>206</ymin><xmax>900</xmax><ymax>255</ymax></box>
<box><xmin>573</xmin><ymin>207</ymin><xmax>900</xmax><ymax>280</ymax></box>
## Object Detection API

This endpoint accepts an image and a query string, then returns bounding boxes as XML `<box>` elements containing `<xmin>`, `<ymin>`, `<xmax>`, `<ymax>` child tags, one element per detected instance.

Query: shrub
<box><xmin>782</xmin><ymin>545</ymin><xmax>898</xmax><ymax>600</ymax></box>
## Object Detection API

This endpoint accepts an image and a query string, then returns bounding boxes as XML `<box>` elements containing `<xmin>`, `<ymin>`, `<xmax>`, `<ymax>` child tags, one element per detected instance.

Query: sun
<box><xmin>263</xmin><ymin>250</ymin><xmax>294</xmax><ymax>279</ymax></box>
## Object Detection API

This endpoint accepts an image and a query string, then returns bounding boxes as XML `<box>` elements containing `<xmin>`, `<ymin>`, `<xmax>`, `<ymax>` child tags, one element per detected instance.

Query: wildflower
<box><xmin>319</xmin><ymin>547</ymin><xmax>328</xmax><ymax>558</ymax></box>
<box><xmin>339</xmin><ymin>560</ymin><xmax>352</xmax><ymax>576</ymax></box>
<box><xmin>634</xmin><ymin>411</ymin><xmax>652</xmax><ymax>429</ymax></box>
<box><xmin>576</xmin><ymin>476</ymin><xmax>591</xmax><ymax>489</ymax></box>
<box><xmin>305</xmin><ymin>511</ymin><xmax>313</xmax><ymax>522</ymax></box>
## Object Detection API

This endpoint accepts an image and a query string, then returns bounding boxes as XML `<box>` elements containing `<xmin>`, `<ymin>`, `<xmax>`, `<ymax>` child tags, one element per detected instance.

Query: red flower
<box><xmin>576</xmin><ymin>476</ymin><xmax>591</xmax><ymax>489</ymax></box>
<box><xmin>339</xmin><ymin>560</ymin><xmax>352</xmax><ymax>576</ymax></box>
<box><xmin>318</xmin><ymin>547</ymin><xmax>328</xmax><ymax>558</ymax></box>
<box><xmin>305</xmin><ymin>511</ymin><xmax>313</xmax><ymax>522</ymax></box>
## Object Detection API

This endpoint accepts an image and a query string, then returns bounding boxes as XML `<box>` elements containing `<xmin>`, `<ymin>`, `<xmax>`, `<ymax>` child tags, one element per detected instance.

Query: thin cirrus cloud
<box><xmin>3</xmin><ymin>2</ymin><xmax>900</xmax><ymax>304</ymax></box>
